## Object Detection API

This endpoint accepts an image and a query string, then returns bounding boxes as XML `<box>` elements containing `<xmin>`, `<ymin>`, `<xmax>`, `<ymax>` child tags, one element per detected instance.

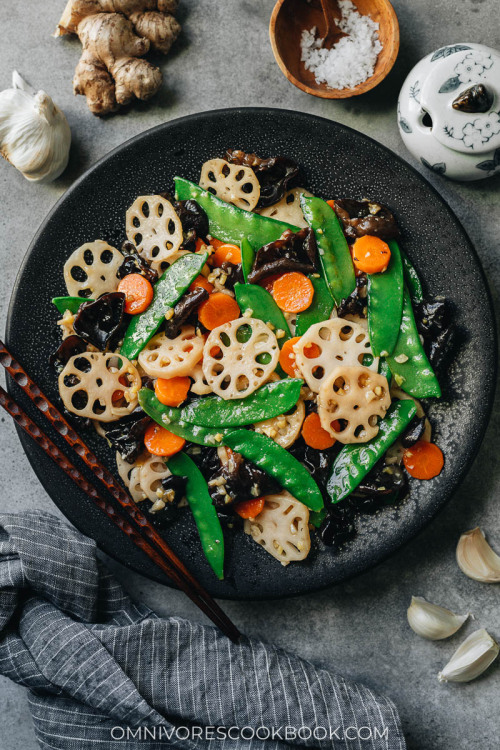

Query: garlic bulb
<box><xmin>456</xmin><ymin>527</ymin><xmax>500</xmax><ymax>583</ymax></box>
<box><xmin>407</xmin><ymin>596</ymin><xmax>468</xmax><ymax>640</ymax></box>
<box><xmin>438</xmin><ymin>628</ymin><xmax>499</xmax><ymax>683</ymax></box>
<box><xmin>0</xmin><ymin>71</ymin><xmax>71</xmax><ymax>183</ymax></box>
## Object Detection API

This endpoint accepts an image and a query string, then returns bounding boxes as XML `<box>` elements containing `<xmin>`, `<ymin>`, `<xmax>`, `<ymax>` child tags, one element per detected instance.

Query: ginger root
<box><xmin>55</xmin><ymin>0</ymin><xmax>181</xmax><ymax>115</ymax></box>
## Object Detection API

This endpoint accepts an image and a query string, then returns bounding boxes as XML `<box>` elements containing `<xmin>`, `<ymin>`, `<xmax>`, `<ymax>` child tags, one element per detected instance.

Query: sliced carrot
<box><xmin>272</xmin><ymin>271</ymin><xmax>314</xmax><ymax>313</ymax></box>
<box><xmin>403</xmin><ymin>441</ymin><xmax>444</xmax><ymax>480</ymax></box>
<box><xmin>209</xmin><ymin>238</ymin><xmax>225</xmax><ymax>249</ymax></box>
<box><xmin>259</xmin><ymin>273</ymin><xmax>284</xmax><ymax>293</ymax></box>
<box><xmin>211</xmin><ymin>243</ymin><xmax>242</xmax><ymax>267</ymax></box>
<box><xmin>301</xmin><ymin>412</ymin><xmax>337</xmax><ymax>450</ymax></box>
<box><xmin>326</xmin><ymin>199</ymin><xmax>336</xmax><ymax>209</ymax></box>
<box><xmin>195</xmin><ymin>237</ymin><xmax>208</xmax><ymax>253</ymax></box>
<box><xmin>279</xmin><ymin>336</ymin><xmax>302</xmax><ymax>378</ymax></box>
<box><xmin>303</xmin><ymin>342</ymin><xmax>321</xmax><ymax>359</ymax></box>
<box><xmin>144</xmin><ymin>423</ymin><xmax>185</xmax><ymax>457</ymax></box>
<box><xmin>154</xmin><ymin>376</ymin><xmax>191</xmax><ymax>407</ymax></box>
<box><xmin>112</xmin><ymin>375</ymin><xmax>128</xmax><ymax>403</ymax></box>
<box><xmin>351</xmin><ymin>235</ymin><xmax>391</xmax><ymax>274</ymax></box>
<box><xmin>234</xmin><ymin>496</ymin><xmax>265</xmax><ymax>519</ymax></box>
<box><xmin>117</xmin><ymin>273</ymin><xmax>154</xmax><ymax>315</ymax></box>
<box><xmin>189</xmin><ymin>274</ymin><xmax>214</xmax><ymax>294</ymax></box>
<box><xmin>198</xmin><ymin>292</ymin><xmax>240</xmax><ymax>330</ymax></box>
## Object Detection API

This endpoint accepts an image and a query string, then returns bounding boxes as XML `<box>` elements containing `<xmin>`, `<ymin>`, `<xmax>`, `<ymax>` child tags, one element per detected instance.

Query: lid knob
<box><xmin>452</xmin><ymin>84</ymin><xmax>494</xmax><ymax>113</ymax></box>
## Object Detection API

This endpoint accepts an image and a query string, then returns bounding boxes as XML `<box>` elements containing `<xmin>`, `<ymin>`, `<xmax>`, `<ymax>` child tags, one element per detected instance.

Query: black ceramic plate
<box><xmin>6</xmin><ymin>108</ymin><xmax>496</xmax><ymax>599</ymax></box>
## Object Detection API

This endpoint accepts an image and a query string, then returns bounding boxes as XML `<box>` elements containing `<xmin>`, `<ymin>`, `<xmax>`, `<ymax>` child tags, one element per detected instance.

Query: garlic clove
<box><xmin>438</xmin><ymin>628</ymin><xmax>499</xmax><ymax>683</ymax></box>
<box><xmin>456</xmin><ymin>527</ymin><xmax>500</xmax><ymax>583</ymax></box>
<box><xmin>0</xmin><ymin>71</ymin><xmax>71</xmax><ymax>183</ymax></box>
<box><xmin>407</xmin><ymin>596</ymin><xmax>469</xmax><ymax>640</ymax></box>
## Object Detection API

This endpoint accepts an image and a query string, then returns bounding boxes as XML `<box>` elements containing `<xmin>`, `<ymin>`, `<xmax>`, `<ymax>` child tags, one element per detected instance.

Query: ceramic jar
<box><xmin>398</xmin><ymin>43</ymin><xmax>500</xmax><ymax>181</ymax></box>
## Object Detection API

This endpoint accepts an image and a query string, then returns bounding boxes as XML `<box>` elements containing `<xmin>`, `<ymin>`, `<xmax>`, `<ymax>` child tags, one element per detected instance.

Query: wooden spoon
<box><xmin>269</xmin><ymin>0</ymin><xmax>400</xmax><ymax>99</ymax></box>
<box><xmin>319</xmin><ymin>0</ymin><xmax>347</xmax><ymax>48</ymax></box>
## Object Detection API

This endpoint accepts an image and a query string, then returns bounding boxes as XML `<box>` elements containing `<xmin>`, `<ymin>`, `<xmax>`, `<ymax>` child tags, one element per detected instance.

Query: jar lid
<box><xmin>420</xmin><ymin>45</ymin><xmax>500</xmax><ymax>155</ymax></box>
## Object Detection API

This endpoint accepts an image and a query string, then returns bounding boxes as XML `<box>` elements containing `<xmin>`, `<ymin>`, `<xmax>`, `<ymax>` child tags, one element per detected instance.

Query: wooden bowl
<box><xmin>269</xmin><ymin>0</ymin><xmax>400</xmax><ymax>98</ymax></box>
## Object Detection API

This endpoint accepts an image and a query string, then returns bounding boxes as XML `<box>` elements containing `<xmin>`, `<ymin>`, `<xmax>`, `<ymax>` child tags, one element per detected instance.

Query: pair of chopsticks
<box><xmin>0</xmin><ymin>340</ymin><xmax>240</xmax><ymax>642</ymax></box>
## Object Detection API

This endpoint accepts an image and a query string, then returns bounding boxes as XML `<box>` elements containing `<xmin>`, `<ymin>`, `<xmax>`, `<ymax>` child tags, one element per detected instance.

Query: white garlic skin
<box><xmin>456</xmin><ymin>527</ymin><xmax>500</xmax><ymax>583</ymax></box>
<box><xmin>438</xmin><ymin>628</ymin><xmax>499</xmax><ymax>684</ymax></box>
<box><xmin>0</xmin><ymin>72</ymin><xmax>71</xmax><ymax>183</ymax></box>
<box><xmin>407</xmin><ymin>596</ymin><xmax>468</xmax><ymax>641</ymax></box>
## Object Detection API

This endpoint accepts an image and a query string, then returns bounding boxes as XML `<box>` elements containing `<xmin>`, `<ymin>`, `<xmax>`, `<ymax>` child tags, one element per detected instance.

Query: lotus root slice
<box><xmin>200</xmin><ymin>158</ymin><xmax>260</xmax><ymax>211</ymax></box>
<box><xmin>318</xmin><ymin>365</ymin><xmax>391</xmax><ymax>444</ymax></box>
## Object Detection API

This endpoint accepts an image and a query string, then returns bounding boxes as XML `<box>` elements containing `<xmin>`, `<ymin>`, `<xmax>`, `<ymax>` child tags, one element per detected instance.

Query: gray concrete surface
<box><xmin>0</xmin><ymin>1</ymin><xmax>499</xmax><ymax>748</ymax></box>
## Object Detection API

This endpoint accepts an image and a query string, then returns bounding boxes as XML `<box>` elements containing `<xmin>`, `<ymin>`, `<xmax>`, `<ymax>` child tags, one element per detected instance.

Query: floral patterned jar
<box><xmin>398</xmin><ymin>43</ymin><xmax>500</xmax><ymax>181</ymax></box>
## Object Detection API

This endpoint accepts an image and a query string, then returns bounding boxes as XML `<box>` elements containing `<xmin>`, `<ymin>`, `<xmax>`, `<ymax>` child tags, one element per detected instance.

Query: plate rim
<box><xmin>6</xmin><ymin>107</ymin><xmax>498</xmax><ymax>599</ymax></box>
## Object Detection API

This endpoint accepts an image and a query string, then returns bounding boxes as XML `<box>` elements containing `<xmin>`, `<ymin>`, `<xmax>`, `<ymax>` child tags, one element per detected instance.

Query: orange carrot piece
<box><xmin>211</xmin><ymin>243</ymin><xmax>242</xmax><ymax>267</ymax></box>
<box><xmin>189</xmin><ymin>274</ymin><xmax>214</xmax><ymax>294</ymax></box>
<box><xmin>326</xmin><ymin>200</ymin><xmax>335</xmax><ymax>209</ymax></box>
<box><xmin>234</xmin><ymin>496</ymin><xmax>265</xmax><ymax>519</ymax></box>
<box><xmin>195</xmin><ymin>237</ymin><xmax>208</xmax><ymax>253</ymax></box>
<box><xmin>301</xmin><ymin>412</ymin><xmax>337</xmax><ymax>450</ymax></box>
<box><xmin>259</xmin><ymin>273</ymin><xmax>284</xmax><ymax>294</ymax></box>
<box><xmin>279</xmin><ymin>336</ymin><xmax>302</xmax><ymax>378</ymax></box>
<box><xmin>351</xmin><ymin>235</ymin><xmax>391</xmax><ymax>274</ymax></box>
<box><xmin>144</xmin><ymin>423</ymin><xmax>185</xmax><ymax>457</ymax></box>
<box><xmin>209</xmin><ymin>238</ymin><xmax>225</xmax><ymax>249</ymax></box>
<box><xmin>303</xmin><ymin>342</ymin><xmax>321</xmax><ymax>359</ymax></box>
<box><xmin>403</xmin><ymin>441</ymin><xmax>444</xmax><ymax>480</ymax></box>
<box><xmin>117</xmin><ymin>273</ymin><xmax>154</xmax><ymax>314</ymax></box>
<box><xmin>272</xmin><ymin>271</ymin><xmax>314</xmax><ymax>313</ymax></box>
<box><xmin>112</xmin><ymin>375</ymin><xmax>128</xmax><ymax>403</ymax></box>
<box><xmin>154</xmin><ymin>376</ymin><xmax>191</xmax><ymax>407</ymax></box>
<box><xmin>198</xmin><ymin>292</ymin><xmax>240</xmax><ymax>330</ymax></box>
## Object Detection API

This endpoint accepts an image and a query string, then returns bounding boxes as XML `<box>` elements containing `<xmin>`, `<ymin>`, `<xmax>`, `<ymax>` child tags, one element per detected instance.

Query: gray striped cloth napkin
<box><xmin>0</xmin><ymin>511</ymin><xmax>406</xmax><ymax>749</ymax></box>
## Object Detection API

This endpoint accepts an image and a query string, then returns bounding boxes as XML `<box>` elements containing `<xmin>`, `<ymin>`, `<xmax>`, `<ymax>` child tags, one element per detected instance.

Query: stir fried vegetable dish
<box><xmin>51</xmin><ymin>151</ymin><xmax>452</xmax><ymax>578</ymax></box>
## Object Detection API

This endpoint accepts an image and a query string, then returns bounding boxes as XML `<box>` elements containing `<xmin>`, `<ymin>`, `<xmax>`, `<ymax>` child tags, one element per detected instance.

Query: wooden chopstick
<box><xmin>0</xmin><ymin>342</ymin><xmax>240</xmax><ymax>642</ymax></box>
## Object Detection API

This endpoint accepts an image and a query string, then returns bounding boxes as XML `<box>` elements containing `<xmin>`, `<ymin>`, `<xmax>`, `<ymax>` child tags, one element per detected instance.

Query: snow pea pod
<box><xmin>387</xmin><ymin>288</ymin><xmax>441</xmax><ymax>398</ymax></box>
<box><xmin>326</xmin><ymin>400</ymin><xmax>417</xmax><ymax>504</ymax></box>
<box><xmin>138</xmin><ymin>389</ymin><xmax>228</xmax><ymax>446</ymax></box>
<box><xmin>120</xmin><ymin>252</ymin><xmax>208</xmax><ymax>360</ymax></box>
<box><xmin>52</xmin><ymin>296</ymin><xmax>93</xmax><ymax>314</ymax></box>
<box><xmin>175</xmin><ymin>178</ymin><xmax>298</xmax><ymax>248</ymax></box>
<box><xmin>224</xmin><ymin>430</ymin><xmax>324</xmax><ymax>511</ymax></box>
<box><xmin>168</xmin><ymin>452</ymin><xmax>225</xmax><ymax>580</ymax></box>
<box><xmin>367</xmin><ymin>240</ymin><xmax>404</xmax><ymax>357</ymax></box>
<box><xmin>400</xmin><ymin>248</ymin><xmax>424</xmax><ymax>304</ymax></box>
<box><xmin>181</xmin><ymin>379</ymin><xmax>302</xmax><ymax>427</ymax></box>
<box><xmin>295</xmin><ymin>275</ymin><xmax>334</xmax><ymax>336</ymax></box>
<box><xmin>301</xmin><ymin>196</ymin><xmax>356</xmax><ymax>305</ymax></box>
<box><xmin>241</xmin><ymin>238</ymin><xmax>255</xmax><ymax>283</ymax></box>
<box><xmin>234</xmin><ymin>282</ymin><xmax>291</xmax><ymax>346</ymax></box>
<box><xmin>378</xmin><ymin>357</ymin><xmax>392</xmax><ymax>388</ymax></box>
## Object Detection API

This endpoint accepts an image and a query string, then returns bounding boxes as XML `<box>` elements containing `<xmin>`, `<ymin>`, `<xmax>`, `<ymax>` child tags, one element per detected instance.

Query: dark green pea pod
<box><xmin>309</xmin><ymin>508</ymin><xmax>327</xmax><ymax>528</ymax></box>
<box><xmin>400</xmin><ymin>248</ymin><xmax>424</xmax><ymax>304</ymax></box>
<box><xmin>120</xmin><ymin>251</ymin><xmax>208</xmax><ymax>360</ymax></box>
<box><xmin>52</xmin><ymin>296</ymin><xmax>92</xmax><ymax>315</ymax></box>
<box><xmin>295</xmin><ymin>275</ymin><xmax>334</xmax><ymax>336</ymax></box>
<box><xmin>174</xmin><ymin>178</ymin><xmax>298</xmax><ymax>247</ymax></box>
<box><xmin>378</xmin><ymin>357</ymin><xmax>392</xmax><ymax>388</ymax></box>
<box><xmin>234</xmin><ymin>282</ymin><xmax>291</xmax><ymax>347</ymax></box>
<box><xmin>326</xmin><ymin>400</ymin><xmax>417</xmax><ymax>504</ymax></box>
<box><xmin>168</xmin><ymin>452</ymin><xmax>225</xmax><ymax>580</ymax></box>
<box><xmin>387</xmin><ymin>288</ymin><xmax>441</xmax><ymax>398</ymax></box>
<box><xmin>224</xmin><ymin>430</ymin><xmax>324</xmax><ymax>511</ymax></box>
<box><xmin>301</xmin><ymin>196</ymin><xmax>356</xmax><ymax>305</ymax></box>
<box><xmin>138</xmin><ymin>389</ymin><xmax>228</xmax><ymax>447</ymax></box>
<box><xmin>181</xmin><ymin>379</ymin><xmax>302</xmax><ymax>427</ymax></box>
<box><xmin>240</xmin><ymin>238</ymin><xmax>255</xmax><ymax>283</ymax></box>
<box><xmin>367</xmin><ymin>240</ymin><xmax>404</xmax><ymax>357</ymax></box>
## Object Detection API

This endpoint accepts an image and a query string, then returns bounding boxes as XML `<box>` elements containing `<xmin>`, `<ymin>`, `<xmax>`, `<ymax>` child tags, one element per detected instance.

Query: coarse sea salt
<box><xmin>300</xmin><ymin>0</ymin><xmax>382</xmax><ymax>90</ymax></box>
